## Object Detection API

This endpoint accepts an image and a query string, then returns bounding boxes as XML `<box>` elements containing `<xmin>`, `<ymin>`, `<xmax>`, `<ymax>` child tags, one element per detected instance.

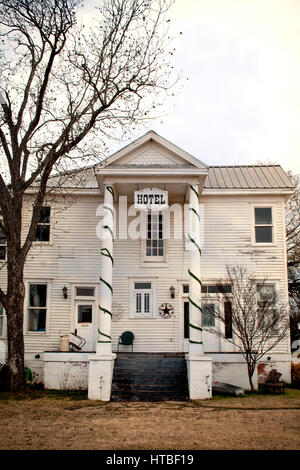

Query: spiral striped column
<box><xmin>97</xmin><ymin>184</ymin><xmax>114</xmax><ymax>354</ymax></box>
<box><xmin>188</xmin><ymin>184</ymin><xmax>204</xmax><ymax>354</ymax></box>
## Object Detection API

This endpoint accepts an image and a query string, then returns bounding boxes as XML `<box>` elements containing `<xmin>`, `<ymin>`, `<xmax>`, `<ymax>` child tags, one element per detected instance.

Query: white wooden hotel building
<box><xmin>0</xmin><ymin>131</ymin><xmax>294</xmax><ymax>400</ymax></box>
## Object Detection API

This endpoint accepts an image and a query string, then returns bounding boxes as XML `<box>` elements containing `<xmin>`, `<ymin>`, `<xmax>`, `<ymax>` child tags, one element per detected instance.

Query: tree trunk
<box><xmin>6</xmin><ymin>252</ymin><xmax>26</xmax><ymax>391</ymax></box>
<box><xmin>246</xmin><ymin>361</ymin><xmax>256</xmax><ymax>392</ymax></box>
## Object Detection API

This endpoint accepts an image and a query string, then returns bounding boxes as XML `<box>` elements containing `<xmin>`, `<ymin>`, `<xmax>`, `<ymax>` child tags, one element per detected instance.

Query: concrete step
<box><xmin>111</xmin><ymin>354</ymin><xmax>189</xmax><ymax>402</ymax></box>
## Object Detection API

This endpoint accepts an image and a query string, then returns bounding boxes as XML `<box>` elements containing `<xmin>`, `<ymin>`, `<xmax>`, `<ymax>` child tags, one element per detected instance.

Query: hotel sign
<box><xmin>134</xmin><ymin>188</ymin><xmax>168</xmax><ymax>211</ymax></box>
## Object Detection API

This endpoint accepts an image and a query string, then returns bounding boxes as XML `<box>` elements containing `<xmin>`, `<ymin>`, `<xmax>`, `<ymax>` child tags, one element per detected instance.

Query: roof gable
<box><xmin>100</xmin><ymin>130</ymin><xmax>207</xmax><ymax>169</ymax></box>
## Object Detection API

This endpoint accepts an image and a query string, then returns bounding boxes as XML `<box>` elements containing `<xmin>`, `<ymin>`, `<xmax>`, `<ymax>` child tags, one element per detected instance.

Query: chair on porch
<box><xmin>117</xmin><ymin>331</ymin><xmax>134</xmax><ymax>352</ymax></box>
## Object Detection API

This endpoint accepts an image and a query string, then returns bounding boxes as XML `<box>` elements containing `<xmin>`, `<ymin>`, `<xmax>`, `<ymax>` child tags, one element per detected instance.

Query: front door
<box><xmin>74</xmin><ymin>300</ymin><xmax>95</xmax><ymax>351</ymax></box>
<box><xmin>182</xmin><ymin>298</ymin><xmax>220</xmax><ymax>352</ymax></box>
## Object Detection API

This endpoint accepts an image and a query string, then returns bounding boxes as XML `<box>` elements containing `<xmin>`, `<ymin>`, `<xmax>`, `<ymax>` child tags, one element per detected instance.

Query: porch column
<box><xmin>188</xmin><ymin>184</ymin><xmax>203</xmax><ymax>354</ymax></box>
<box><xmin>97</xmin><ymin>184</ymin><xmax>115</xmax><ymax>354</ymax></box>
<box><xmin>185</xmin><ymin>183</ymin><xmax>212</xmax><ymax>399</ymax></box>
<box><xmin>88</xmin><ymin>184</ymin><xmax>116</xmax><ymax>400</ymax></box>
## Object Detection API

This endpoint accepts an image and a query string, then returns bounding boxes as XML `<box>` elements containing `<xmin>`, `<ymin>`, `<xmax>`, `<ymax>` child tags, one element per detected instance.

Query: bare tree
<box><xmin>0</xmin><ymin>0</ymin><xmax>177</xmax><ymax>390</ymax></box>
<box><xmin>202</xmin><ymin>266</ymin><xmax>289</xmax><ymax>391</ymax></box>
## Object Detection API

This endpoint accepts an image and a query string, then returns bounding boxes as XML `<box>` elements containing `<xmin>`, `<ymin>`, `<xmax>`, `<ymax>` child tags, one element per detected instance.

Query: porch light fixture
<box><xmin>62</xmin><ymin>286</ymin><xmax>68</xmax><ymax>299</ymax></box>
<box><xmin>170</xmin><ymin>285</ymin><xmax>175</xmax><ymax>299</ymax></box>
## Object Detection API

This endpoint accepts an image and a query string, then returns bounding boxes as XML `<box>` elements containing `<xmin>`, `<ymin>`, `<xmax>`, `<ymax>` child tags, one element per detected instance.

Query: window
<box><xmin>257</xmin><ymin>284</ymin><xmax>279</xmax><ymax>332</ymax></box>
<box><xmin>35</xmin><ymin>206</ymin><xmax>51</xmax><ymax>242</ymax></box>
<box><xmin>201</xmin><ymin>303</ymin><xmax>216</xmax><ymax>327</ymax></box>
<box><xmin>254</xmin><ymin>207</ymin><xmax>273</xmax><ymax>243</ymax></box>
<box><xmin>134</xmin><ymin>282</ymin><xmax>153</xmax><ymax>317</ymax></box>
<box><xmin>76</xmin><ymin>287</ymin><xmax>95</xmax><ymax>297</ymax></box>
<box><xmin>257</xmin><ymin>284</ymin><xmax>276</xmax><ymax>307</ymax></box>
<box><xmin>0</xmin><ymin>228</ymin><xmax>6</xmax><ymax>260</ymax></box>
<box><xmin>78</xmin><ymin>305</ymin><xmax>92</xmax><ymax>323</ymax></box>
<box><xmin>0</xmin><ymin>302</ymin><xmax>6</xmax><ymax>337</ymax></box>
<box><xmin>28</xmin><ymin>284</ymin><xmax>47</xmax><ymax>332</ymax></box>
<box><xmin>224</xmin><ymin>301</ymin><xmax>233</xmax><ymax>339</ymax></box>
<box><xmin>146</xmin><ymin>212</ymin><xmax>164</xmax><ymax>258</ymax></box>
<box><xmin>201</xmin><ymin>285</ymin><xmax>231</xmax><ymax>294</ymax></box>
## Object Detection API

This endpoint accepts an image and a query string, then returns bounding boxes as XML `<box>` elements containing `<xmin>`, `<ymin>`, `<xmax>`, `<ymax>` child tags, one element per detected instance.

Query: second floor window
<box><xmin>254</xmin><ymin>207</ymin><xmax>273</xmax><ymax>243</ymax></box>
<box><xmin>35</xmin><ymin>206</ymin><xmax>51</xmax><ymax>242</ymax></box>
<box><xmin>146</xmin><ymin>212</ymin><xmax>164</xmax><ymax>258</ymax></box>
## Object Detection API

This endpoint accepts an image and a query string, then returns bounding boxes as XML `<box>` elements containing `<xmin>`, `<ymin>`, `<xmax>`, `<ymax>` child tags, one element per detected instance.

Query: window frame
<box><xmin>24</xmin><ymin>280</ymin><xmax>51</xmax><ymax>335</ymax></box>
<box><xmin>130</xmin><ymin>279</ymin><xmax>156</xmax><ymax>318</ymax></box>
<box><xmin>33</xmin><ymin>205</ymin><xmax>52</xmax><ymax>244</ymax></box>
<box><xmin>141</xmin><ymin>211</ymin><xmax>167</xmax><ymax>266</ymax></box>
<box><xmin>256</xmin><ymin>282</ymin><xmax>280</xmax><ymax>334</ymax></box>
<box><xmin>252</xmin><ymin>204</ymin><xmax>275</xmax><ymax>245</ymax></box>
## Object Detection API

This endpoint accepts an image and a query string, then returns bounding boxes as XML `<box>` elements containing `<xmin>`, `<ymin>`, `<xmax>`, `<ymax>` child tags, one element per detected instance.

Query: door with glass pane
<box><xmin>74</xmin><ymin>301</ymin><xmax>95</xmax><ymax>351</ymax></box>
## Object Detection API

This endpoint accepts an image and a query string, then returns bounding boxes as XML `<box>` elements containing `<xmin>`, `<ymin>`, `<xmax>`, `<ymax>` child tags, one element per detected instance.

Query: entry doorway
<box><xmin>181</xmin><ymin>284</ymin><xmax>221</xmax><ymax>353</ymax></box>
<box><xmin>72</xmin><ymin>286</ymin><xmax>97</xmax><ymax>351</ymax></box>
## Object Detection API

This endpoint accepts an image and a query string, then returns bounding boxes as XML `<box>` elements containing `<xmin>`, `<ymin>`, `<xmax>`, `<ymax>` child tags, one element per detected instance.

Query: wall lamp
<box><xmin>62</xmin><ymin>286</ymin><xmax>68</xmax><ymax>299</ymax></box>
<box><xmin>170</xmin><ymin>285</ymin><xmax>175</xmax><ymax>299</ymax></box>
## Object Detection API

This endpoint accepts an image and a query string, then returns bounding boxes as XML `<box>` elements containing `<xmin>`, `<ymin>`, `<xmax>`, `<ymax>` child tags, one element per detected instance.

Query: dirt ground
<box><xmin>0</xmin><ymin>388</ymin><xmax>299</xmax><ymax>450</ymax></box>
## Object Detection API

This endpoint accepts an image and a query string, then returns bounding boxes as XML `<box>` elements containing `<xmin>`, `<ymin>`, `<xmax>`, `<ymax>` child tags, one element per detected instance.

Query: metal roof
<box><xmin>204</xmin><ymin>165</ymin><xmax>294</xmax><ymax>190</ymax></box>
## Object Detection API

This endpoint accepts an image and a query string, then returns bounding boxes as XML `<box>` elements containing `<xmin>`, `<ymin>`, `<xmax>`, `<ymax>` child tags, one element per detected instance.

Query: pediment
<box><xmin>101</xmin><ymin>131</ymin><xmax>207</xmax><ymax>169</ymax></box>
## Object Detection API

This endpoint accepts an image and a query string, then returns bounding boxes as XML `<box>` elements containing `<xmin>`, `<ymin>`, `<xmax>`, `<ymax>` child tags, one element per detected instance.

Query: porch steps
<box><xmin>111</xmin><ymin>353</ymin><xmax>189</xmax><ymax>401</ymax></box>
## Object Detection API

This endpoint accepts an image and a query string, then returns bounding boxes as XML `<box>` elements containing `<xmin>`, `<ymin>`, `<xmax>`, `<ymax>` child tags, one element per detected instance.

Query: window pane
<box><xmin>258</xmin><ymin>285</ymin><xmax>275</xmax><ymax>300</ymax></box>
<box><xmin>28</xmin><ymin>308</ymin><xmax>46</xmax><ymax>331</ymax></box>
<box><xmin>136</xmin><ymin>293</ymin><xmax>142</xmax><ymax>313</ymax></box>
<box><xmin>35</xmin><ymin>225</ymin><xmax>50</xmax><ymax>242</ymax></box>
<box><xmin>183</xmin><ymin>285</ymin><xmax>189</xmax><ymax>294</ymax></box>
<box><xmin>144</xmin><ymin>293</ymin><xmax>150</xmax><ymax>313</ymax></box>
<box><xmin>255</xmin><ymin>226</ymin><xmax>272</xmax><ymax>243</ymax></box>
<box><xmin>0</xmin><ymin>229</ymin><xmax>6</xmax><ymax>243</ymax></box>
<box><xmin>202</xmin><ymin>304</ymin><xmax>215</xmax><ymax>326</ymax></box>
<box><xmin>224</xmin><ymin>301</ymin><xmax>232</xmax><ymax>339</ymax></box>
<box><xmin>207</xmin><ymin>285</ymin><xmax>232</xmax><ymax>294</ymax></box>
<box><xmin>76</xmin><ymin>287</ymin><xmax>94</xmax><ymax>297</ymax></box>
<box><xmin>39</xmin><ymin>206</ymin><xmax>51</xmax><ymax>223</ymax></box>
<box><xmin>78</xmin><ymin>305</ymin><xmax>92</xmax><ymax>323</ymax></box>
<box><xmin>0</xmin><ymin>246</ymin><xmax>6</xmax><ymax>260</ymax></box>
<box><xmin>135</xmin><ymin>282</ymin><xmax>152</xmax><ymax>290</ymax></box>
<box><xmin>29</xmin><ymin>284</ymin><xmax>47</xmax><ymax>307</ymax></box>
<box><xmin>255</xmin><ymin>208</ymin><xmax>272</xmax><ymax>225</ymax></box>
<box><xmin>184</xmin><ymin>301</ymin><xmax>189</xmax><ymax>338</ymax></box>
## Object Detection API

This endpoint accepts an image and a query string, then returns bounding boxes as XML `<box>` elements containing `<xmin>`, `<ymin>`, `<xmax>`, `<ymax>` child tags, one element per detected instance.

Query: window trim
<box><xmin>252</xmin><ymin>204</ymin><xmax>275</xmax><ymax>246</ymax></box>
<box><xmin>130</xmin><ymin>279</ymin><xmax>156</xmax><ymax>318</ymax></box>
<box><xmin>24</xmin><ymin>280</ymin><xmax>52</xmax><ymax>335</ymax></box>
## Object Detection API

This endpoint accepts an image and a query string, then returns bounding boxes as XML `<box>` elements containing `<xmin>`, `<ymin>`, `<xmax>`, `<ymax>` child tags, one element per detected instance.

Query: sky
<box><xmin>82</xmin><ymin>0</ymin><xmax>300</xmax><ymax>174</ymax></box>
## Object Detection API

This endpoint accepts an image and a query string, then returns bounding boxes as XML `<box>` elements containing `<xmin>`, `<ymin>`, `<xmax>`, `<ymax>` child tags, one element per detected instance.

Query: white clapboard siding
<box><xmin>0</xmin><ymin>191</ymin><xmax>290</xmax><ymax>355</ymax></box>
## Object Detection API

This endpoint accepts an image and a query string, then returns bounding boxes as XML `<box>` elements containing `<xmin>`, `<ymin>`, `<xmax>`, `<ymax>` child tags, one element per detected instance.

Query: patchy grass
<box><xmin>0</xmin><ymin>389</ymin><xmax>299</xmax><ymax>450</ymax></box>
